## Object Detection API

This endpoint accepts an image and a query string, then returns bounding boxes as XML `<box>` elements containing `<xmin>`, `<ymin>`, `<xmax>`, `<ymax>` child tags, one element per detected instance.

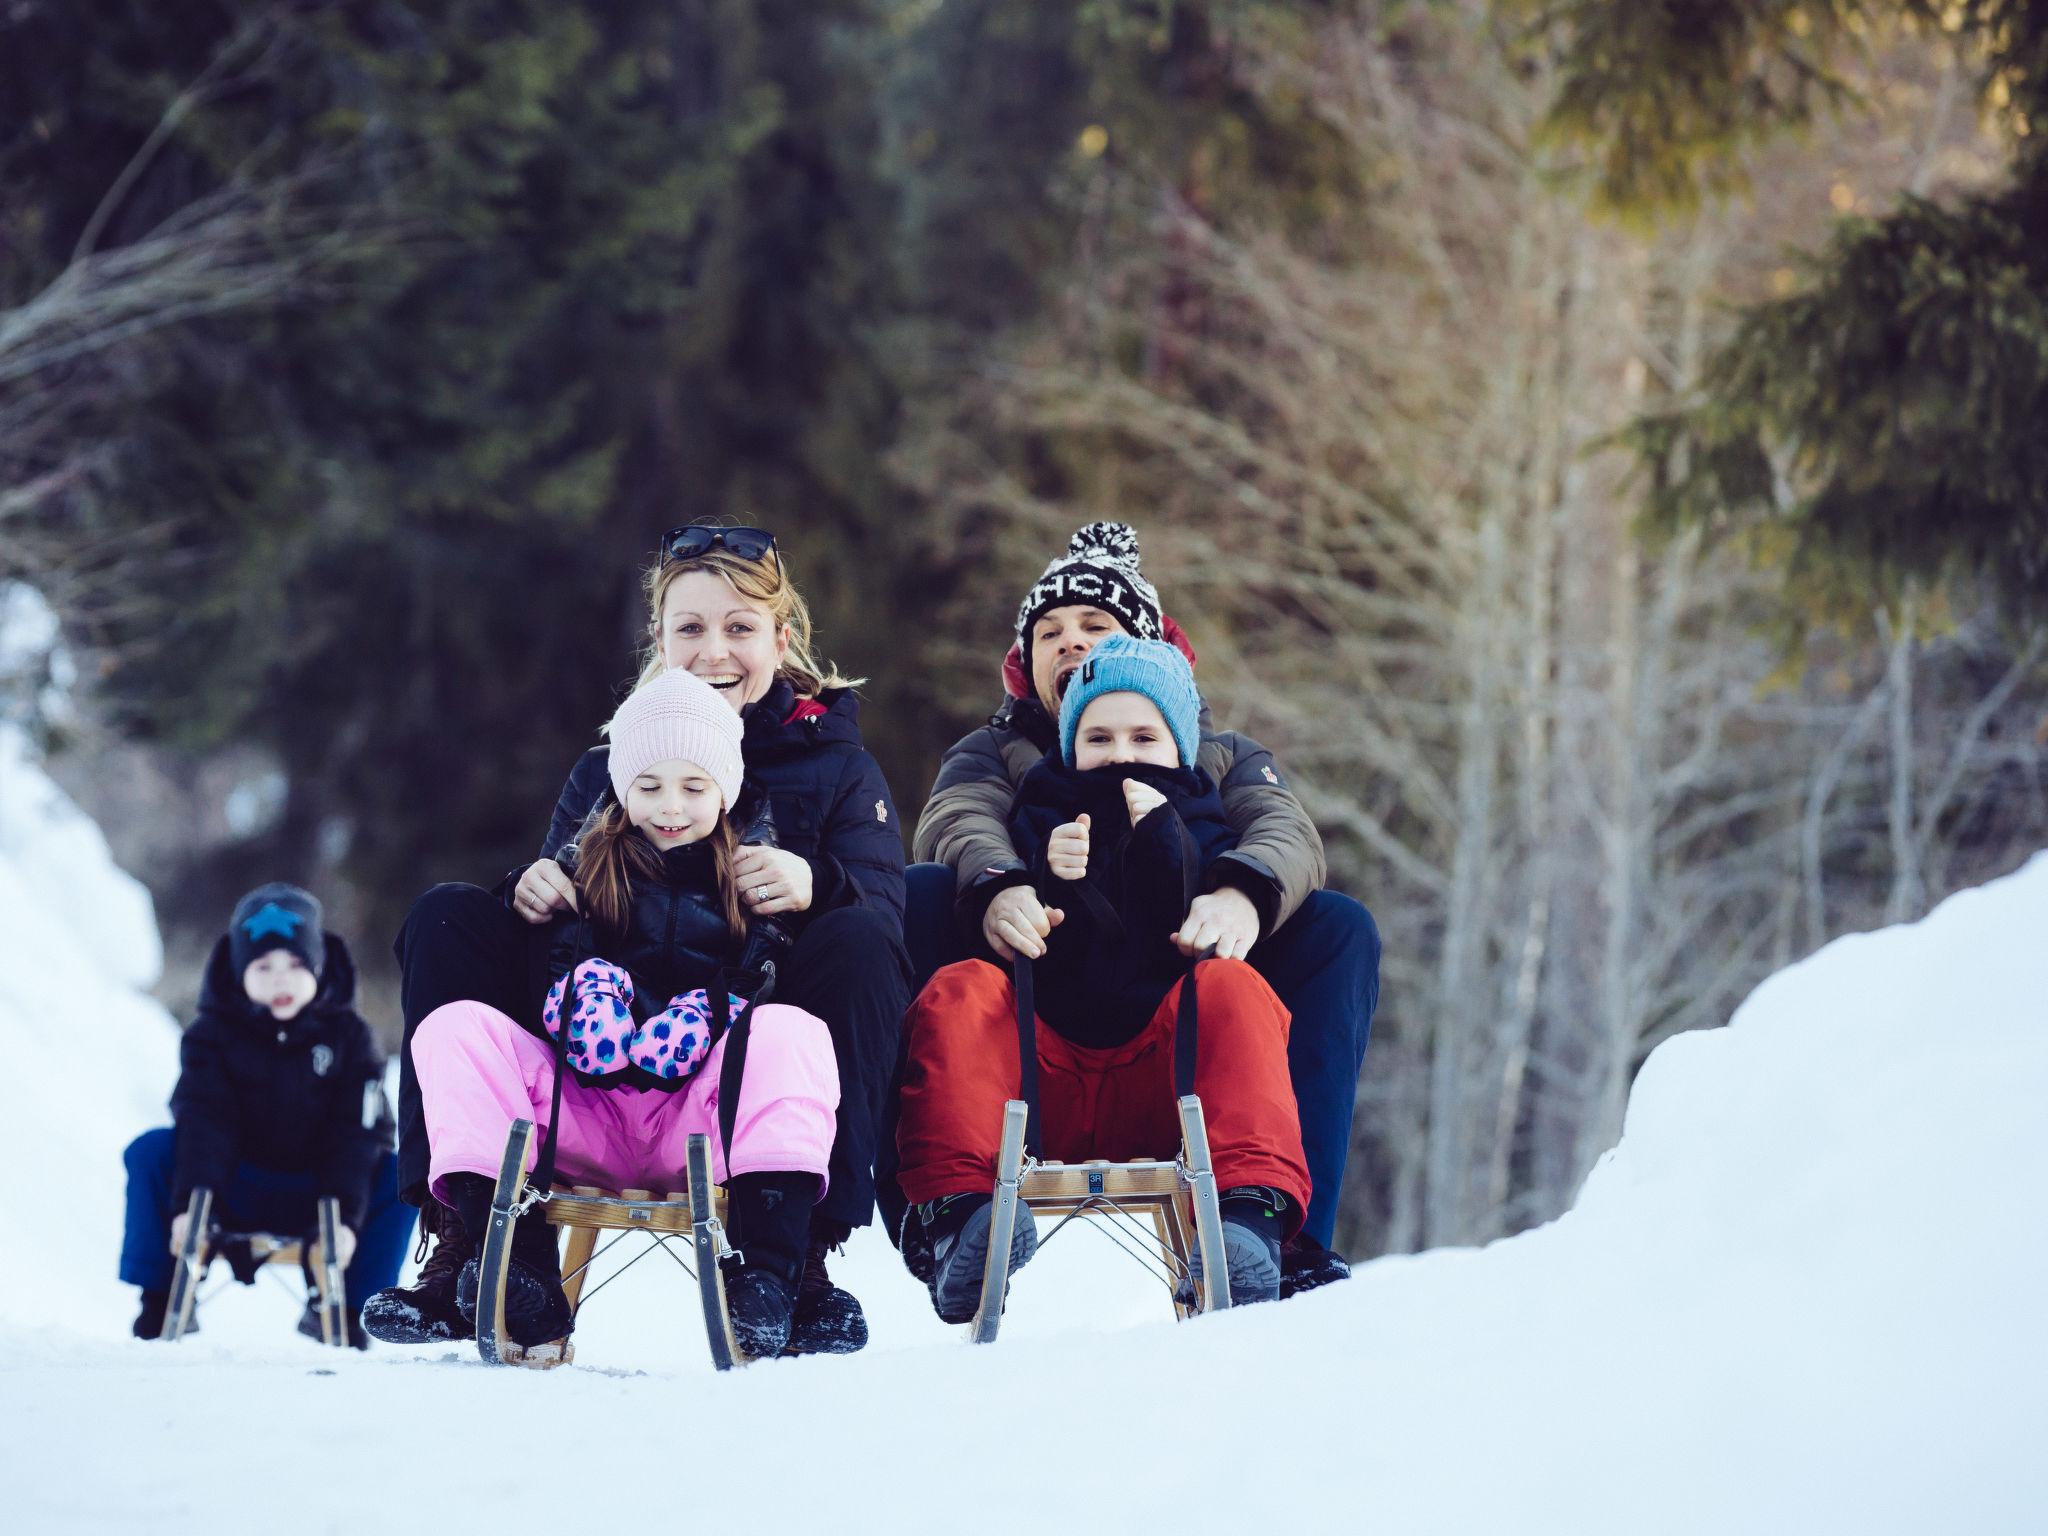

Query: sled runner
<box><xmin>161</xmin><ymin>1186</ymin><xmax>350</xmax><ymax>1346</ymax></box>
<box><xmin>473</xmin><ymin>1119</ymin><xmax>751</xmax><ymax>1370</ymax></box>
<box><xmin>968</xmin><ymin>1094</ymin><xmax>1229</xmax><ymax>1342</ymax></box>
<box><xmin>966</xmin><ymin>956</ymin><xmax>1231</xmax><ymax>1343</ymax></box>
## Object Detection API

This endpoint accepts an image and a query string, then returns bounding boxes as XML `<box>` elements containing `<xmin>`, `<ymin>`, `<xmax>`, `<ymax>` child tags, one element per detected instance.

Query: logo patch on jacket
<box><xmin>1261</xmin><ymin>765</ymin><xmax>1281</xmax><ymax>785</ymax></box>
<box><xmin>311</xmin><ymin>1044</ymin><xmax>335</xmax><ymax>1077</ymax></box>
<box><xmin>876</xmin><ymin>799</ymin><xmax>888</xmax><ymax>824</ymax></box>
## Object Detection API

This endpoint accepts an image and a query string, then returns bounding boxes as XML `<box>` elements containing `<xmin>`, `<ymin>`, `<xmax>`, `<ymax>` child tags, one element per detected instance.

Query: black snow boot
<box><xmin>1187</xmin><ymin>1186</ymin><xmax>1286</xmax><ymax>1306</ymax></box>
<box><xmin>445</xmin><ymin>1173</ymin><xmax>573</xmax><ymax>1350</ymax></box>
<box><xmin>297</xmin><ymin>1299</ymin><xmax>370</xmax><ymax>1350</ymax></box>
<box><xmin>1278</xmin><ymin>1232</ymin><xmax>1352</xmax><ymax>1299</ymax></box>
<box><xmin>784</xmin><ymin>1217</ymin><xmax>868</xmax><ymax>1356</ymax></box>
<box><xmin>723</xmin><ymin>1172</ymin><xmax>817</xmax><ymax>1359</ymax></box>
<box><xmin>923</xmin><ymin>1192</ymin><xmax>1038</xmax><ymax>1326</ymax></box>
<box><xmin>132</xmin><ymin>1288</ymin><xmax>170</xmax><ymax>1340</ymax></box>
<box><xmin>361</xmin><ymin>1197</ymin><xmax>475</xmax><ymax>1344</ymax></box>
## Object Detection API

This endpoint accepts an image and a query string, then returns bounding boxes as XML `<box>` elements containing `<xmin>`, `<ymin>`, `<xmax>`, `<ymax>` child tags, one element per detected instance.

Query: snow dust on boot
<box><xmin>922</xmin><ymin>1192</ymin><xmax>1038</xmax><ymax>1326</ymax></box>
<box><xmin>1186</xmin><ymin>1186</ymin><xmax>1287</xmax><ymax>1306</ymax></box>
<box><xmin>723</xmin><ymin>1171</ymin><xmax>817</xmax><ymax>1359</ymax></box>
<box><xmin>785</xmin><ymin>1216</ymin><xmax>868</xmax><ymax>1356</ymax></box>
<box><xmin>1278</xmin><ymin>1231</ymin><xmax>1351</xmax><ymax>1299</ymax></box>
<box><xmin>361</xmin><ymin>1197</ymin><xmax>475</xmax><ymax>1344</ymax></box>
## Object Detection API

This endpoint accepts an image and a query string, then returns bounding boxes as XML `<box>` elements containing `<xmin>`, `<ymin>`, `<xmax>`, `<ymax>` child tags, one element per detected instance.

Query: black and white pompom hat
<box><xmin>1014</xmin><ymin>520</ymin><xmax>1164</xmax><ymax>650</ymax></box>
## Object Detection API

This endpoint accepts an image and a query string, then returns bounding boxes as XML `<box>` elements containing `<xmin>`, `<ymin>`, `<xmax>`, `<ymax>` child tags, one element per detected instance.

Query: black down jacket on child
<box><xmin>540</xmin><ymin>838</ymin><xmax>738</xmax><ymax>1017</ymax></box>
<box><xmin>1005</xmin><ymin>758</ymin><xmax>1240</xmax><ymax>1050</ymax></box>
<box><xmin>540</xmin><ymin>680</ymin><xmax>905</xmax><ymax>930</ymax></box>
<box><xmin>170</xmin><ymin>935</ymin><xmax>391</xmax><ymax>1231</ymax></box>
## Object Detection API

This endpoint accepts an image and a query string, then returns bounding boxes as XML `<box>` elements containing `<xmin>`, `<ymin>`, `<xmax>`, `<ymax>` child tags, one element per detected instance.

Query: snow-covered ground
<box><xmin>2</xmin><ymin>715</ymin><xmax>2044</xmax><ymax>1534</ymax></box>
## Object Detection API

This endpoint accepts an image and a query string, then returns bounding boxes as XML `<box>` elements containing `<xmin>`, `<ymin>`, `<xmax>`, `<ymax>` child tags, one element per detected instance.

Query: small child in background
<box><xmin>897</xmin><ymin>635</ymin><xmax>1312</xmax><ymax>1317</ymax></box>
<box><xmin>121</xmin><ymin>883</ymin><xmax>408</xmax><ymax>1347</ymax></box>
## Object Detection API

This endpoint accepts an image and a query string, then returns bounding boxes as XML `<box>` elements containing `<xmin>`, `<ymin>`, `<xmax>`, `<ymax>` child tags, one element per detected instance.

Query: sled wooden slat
<box><xmin>1015</xmin><ymin>1160</ymin><xmax>1184</xmax><ymax>1206</ymax></box>
<box><xmin>541</xmin><ymin>1189</ymin><xmax>708</xmax><ymax>1235</ymax></box>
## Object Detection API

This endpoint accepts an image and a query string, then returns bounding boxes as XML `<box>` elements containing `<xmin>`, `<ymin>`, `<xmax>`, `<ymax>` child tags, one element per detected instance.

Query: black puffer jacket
<box><xmin>541</xmin><ymin>838</ymin><xmax>740</xmax><ymax>1020</ymax></box>
<box><xmin>1007</xmin><ymin>759</ymin><xmax>1238</xmax><ymax>1049</ymax></box>
<box><xmin>539</xmin><ymin>680</ymin><xmax>905</xmax><ymax>930</ymax></box>
<box><xmin>169</xmin><ymin>935</ymin><xmax>391</xmax><ymax>1231</ymax></box>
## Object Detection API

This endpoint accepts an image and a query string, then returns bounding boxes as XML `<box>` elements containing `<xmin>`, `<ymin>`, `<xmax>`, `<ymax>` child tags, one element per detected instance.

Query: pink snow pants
<box><xmin>413</xmin><ymin>1000</ymin><xmax>839</xmax><ymax>1204</ymax></box>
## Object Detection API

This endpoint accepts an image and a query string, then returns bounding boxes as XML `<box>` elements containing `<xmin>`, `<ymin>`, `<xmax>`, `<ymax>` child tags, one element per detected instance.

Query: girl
<box><xmin>897</xmin><ymin>636</ymin><xmax>1311</xmax><ymax>1318</ymax></box>
<box><xmin>410</xmin><ymin>667</ymin><xmax>841</xmax><ymax>1357</ymax></box>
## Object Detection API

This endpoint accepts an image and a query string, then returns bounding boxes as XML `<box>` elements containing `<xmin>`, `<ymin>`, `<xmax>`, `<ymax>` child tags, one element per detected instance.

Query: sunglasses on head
<box><xmin>660</xmin><ymin>524</ymin><xmax>779</xmax><ymax>567</ymax></box>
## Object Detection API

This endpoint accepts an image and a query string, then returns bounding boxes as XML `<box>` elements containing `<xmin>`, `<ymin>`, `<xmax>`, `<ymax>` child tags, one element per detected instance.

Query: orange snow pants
<box><xmin>896</xmin><ymin>957</ymin><xmax>1310</xmax><ymax>1236</ymax></box>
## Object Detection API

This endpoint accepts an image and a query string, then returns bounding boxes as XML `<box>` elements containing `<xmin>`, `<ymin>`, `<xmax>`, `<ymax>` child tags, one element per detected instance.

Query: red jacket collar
<box><xmin>782</xmin><ymin>696</ymin><xmax>830</xmax><ymax>724</ymax></box>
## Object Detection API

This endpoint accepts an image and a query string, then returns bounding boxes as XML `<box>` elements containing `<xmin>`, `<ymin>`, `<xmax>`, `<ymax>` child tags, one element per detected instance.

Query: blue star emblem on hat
<box><xmin>240</xmin><ymin>902</ymin><xmax>304</xmax><ymax>943</ymax></box>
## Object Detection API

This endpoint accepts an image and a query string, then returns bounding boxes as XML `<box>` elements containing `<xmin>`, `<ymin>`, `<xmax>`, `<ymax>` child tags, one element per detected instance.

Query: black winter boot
<box><xmin>723</xmin><ymin>1172</ymin><xmax>817</xmax><ymax>1359</ymax></box>
<box><xmin>923</xmin><ymin>1193</ymin><xmax>1038</xmax><ymax>1326</ymax></box>
<box><xmin>454</xmin><ymin>1209</ymin><xmax>572</xmax><ymax>1350</ymax></box>
<box><xmin>361</xmin><ymin>1197</ymin><xmax>476</xmax><ymax>1344</ymax></box>
<box><xmin>1278</xmin><ymin>1232</ymin><xmax>1352</xmax><ymax>1298</ymax></box>
<box><xmin>785</xmin><ymin>1218</ymin><xmax>868</xmax><ymax>1356</ymax></box>
<box><xmin>132</xmin><ymin>1289</ymin><xmax>170</xmax><ymax>1341</ymax></box>
<box><xmin>1187</xmin><ymin>1186</ymin><xmax>1286</xmax><ymax>1306</ymax></box>
<box><xmin>297</xmin><ymin>1299</ymin><xmax>371</xmax><ymax>1350</ymax></box>
<box><xmin>444</xmin><ymin>1173</ymin><xmax>572</xmax><ymax>1350</ymax></box>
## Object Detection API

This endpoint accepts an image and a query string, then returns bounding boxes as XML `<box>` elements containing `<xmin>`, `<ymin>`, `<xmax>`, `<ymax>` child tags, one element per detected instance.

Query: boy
<box><xmin>121</xmin><ymin>883</ymin><xmax>408</xmax><ymax>1347</ymax></box>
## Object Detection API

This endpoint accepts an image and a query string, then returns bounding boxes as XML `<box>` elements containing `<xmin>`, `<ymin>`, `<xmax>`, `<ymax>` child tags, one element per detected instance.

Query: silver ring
<box><xmin>753</xmin><ymin>886</ymin><xmax>768</xmax><ymax>901</ymax></box>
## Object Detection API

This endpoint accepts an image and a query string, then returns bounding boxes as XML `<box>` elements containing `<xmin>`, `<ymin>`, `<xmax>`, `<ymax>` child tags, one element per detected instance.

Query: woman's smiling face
<box><xmin>659</xmin><ymin>570</ymin><xmax>790</xmax><ymax>710</ymax></box>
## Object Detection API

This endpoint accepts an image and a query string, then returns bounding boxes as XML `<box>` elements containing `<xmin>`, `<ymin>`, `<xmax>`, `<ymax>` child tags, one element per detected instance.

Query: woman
<box><xmin>366</xmin><ymin>525</ymin><xmax>909</xmax><ymax>1355</ymax></box>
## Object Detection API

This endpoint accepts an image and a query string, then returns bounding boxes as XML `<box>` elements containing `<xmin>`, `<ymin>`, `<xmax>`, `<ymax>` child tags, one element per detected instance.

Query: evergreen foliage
<box><xmin>1532</xmin><ymin>0</ymin><xmax>2048</xmax><ymax>621</ymax></box>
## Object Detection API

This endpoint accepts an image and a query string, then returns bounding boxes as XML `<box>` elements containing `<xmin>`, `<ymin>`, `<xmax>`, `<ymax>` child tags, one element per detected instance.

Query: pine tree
<box><xmin>1528</xmin><ymin>0</ymin><xmax>2048</xmax><ymax>618</ymax></box>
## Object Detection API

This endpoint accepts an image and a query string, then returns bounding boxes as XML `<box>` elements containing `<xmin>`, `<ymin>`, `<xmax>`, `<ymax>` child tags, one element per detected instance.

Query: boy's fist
<box><xmin>1048</xmin><ymin>814</ymin><xmax>1091</xmax><ymax>881</ymax></box>
<box><xmin>1124</xmin><ymin>778</ymin><xmax>1166</xmax><ymax>825</ymax></box>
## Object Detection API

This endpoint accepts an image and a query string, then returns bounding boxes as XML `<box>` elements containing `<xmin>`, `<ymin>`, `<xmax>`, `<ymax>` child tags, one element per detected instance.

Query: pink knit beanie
<box><xmin>605</xmin><ymin>668</ymin><xmax>745</xmax><ymax>809</ymax></box>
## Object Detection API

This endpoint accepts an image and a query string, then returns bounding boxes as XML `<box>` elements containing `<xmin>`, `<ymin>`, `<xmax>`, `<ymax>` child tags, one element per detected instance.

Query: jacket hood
<box><xmin>196</xmin><ymin>929</ymin><xmax>359</xmax><ymax>1030</ymax></box>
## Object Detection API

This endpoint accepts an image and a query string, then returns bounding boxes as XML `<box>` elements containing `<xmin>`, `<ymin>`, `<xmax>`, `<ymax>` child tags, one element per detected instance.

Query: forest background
<box><xmin>5</xmin><ymin>0</ymin><xmax>2046</xmax><ymax>1259</ymax></box>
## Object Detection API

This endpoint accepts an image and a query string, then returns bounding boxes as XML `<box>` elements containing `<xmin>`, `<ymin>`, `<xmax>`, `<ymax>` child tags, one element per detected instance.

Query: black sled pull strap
<box><xmin>530</xmin><ymin>892</ymin><xmax>591</xmax><ymax>1198</ymax></box>
<box><xmin>714</xmin><ymin>966</ymin><xmax>763</xmax><ymax>1175</ymax></box>
<box><xmin>1012</xmin><ymin>955</ymin><xmax>1042</xmax><ymax>1157</ymax></box>
<box><xmin>1174</xmin><ymin>954</ymin><xmax>1203</xmax><ymax>1101</ymax></box>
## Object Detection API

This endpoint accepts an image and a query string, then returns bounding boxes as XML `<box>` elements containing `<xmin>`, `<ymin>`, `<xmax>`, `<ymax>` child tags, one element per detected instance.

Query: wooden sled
<box><xmin>969</xmin><ymin>1093</ymin><xmax>1231</xmax><ymax>1343</ymax></box>
<box><xmin>473</xmin><ymin>1118</ymin><xmax>751</xmax><ymax>1371</ymax></box>
<box><xmin>161</xmin><ymin>1187</ymin><xmax>349</xmax><ymax>1346</ymax></box>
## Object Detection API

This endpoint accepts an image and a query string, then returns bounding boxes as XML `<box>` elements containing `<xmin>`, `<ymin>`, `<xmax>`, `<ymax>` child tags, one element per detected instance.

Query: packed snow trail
<box><xmin>2</xmin><ymin>728</ymin><xmax>2044</xmax><ymax>1533</ymax></box>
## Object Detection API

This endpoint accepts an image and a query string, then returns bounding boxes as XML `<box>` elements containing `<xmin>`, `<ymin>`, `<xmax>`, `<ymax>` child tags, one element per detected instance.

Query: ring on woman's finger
<box><xmin>753</xmin><ymin>885</ymin><xmax>768</xmax><ymax>902</ymax></box>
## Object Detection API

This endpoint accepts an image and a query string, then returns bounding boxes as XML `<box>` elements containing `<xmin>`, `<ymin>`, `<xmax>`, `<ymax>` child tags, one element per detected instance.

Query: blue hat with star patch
<box><xmin>227</xmin><ymin>883</ymin><xmax>326</xmax><ymax>979</ymax></box>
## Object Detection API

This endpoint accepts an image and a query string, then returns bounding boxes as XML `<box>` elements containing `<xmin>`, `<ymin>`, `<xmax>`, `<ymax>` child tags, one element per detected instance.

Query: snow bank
<box><xmin>0</xmin><ymin>722</ymin><xmax>179</xmax><ymax>1335</ymax></box>
<box><xmin>1</xmin><ymin>715</ymin><xmax>2043</xmax><ymax>1532</ymax></box>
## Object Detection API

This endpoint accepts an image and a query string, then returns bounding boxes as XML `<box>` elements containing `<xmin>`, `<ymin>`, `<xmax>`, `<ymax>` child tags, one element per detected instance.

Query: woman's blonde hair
<box><xmin>572</xmin><ymin>800</ymin><xmax>747</xmax><ymax>941</ymax></box>
<box><xmin>636</xmin><ymin>542</ymin><xmax>861</xmax><ymax>699</ymax></box>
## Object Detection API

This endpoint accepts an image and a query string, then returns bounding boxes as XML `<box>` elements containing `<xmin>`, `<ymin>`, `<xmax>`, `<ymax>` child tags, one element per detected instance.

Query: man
<box><xmin>911</xmin><ymin>521</ymin><xmax>1380</xmax><ymax>1291</ymax></box>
